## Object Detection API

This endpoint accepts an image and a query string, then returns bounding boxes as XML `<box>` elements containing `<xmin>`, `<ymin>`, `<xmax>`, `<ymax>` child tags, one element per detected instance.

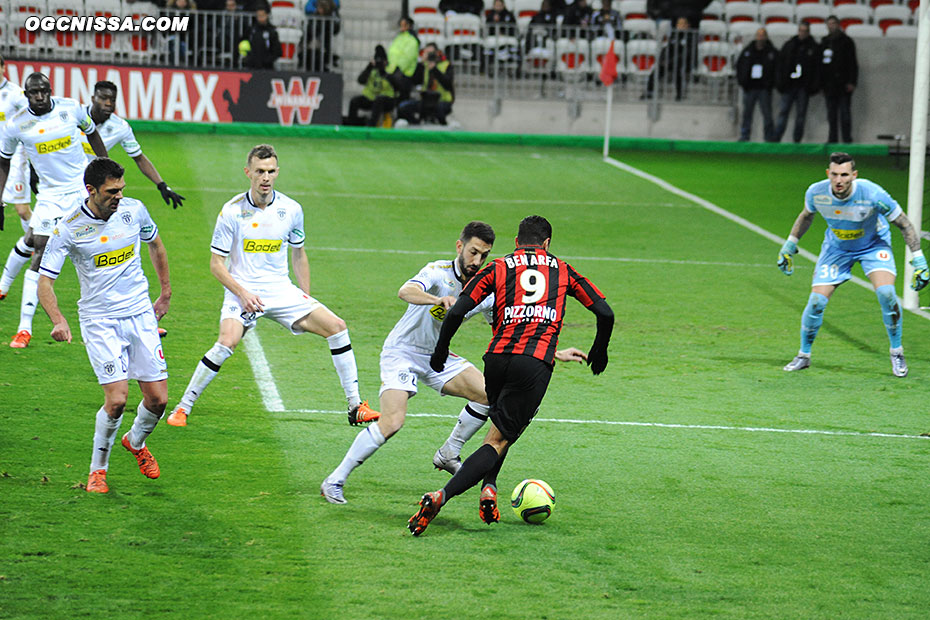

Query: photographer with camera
<box><xmin>344</xmin><ymin>45</ymin><xmax>397</xmax><ymax>127</ymax></box>
<box><xmin>395</xmin><ymin>43</ymin><xmax>455</xmax><ymax>126</ymax></box>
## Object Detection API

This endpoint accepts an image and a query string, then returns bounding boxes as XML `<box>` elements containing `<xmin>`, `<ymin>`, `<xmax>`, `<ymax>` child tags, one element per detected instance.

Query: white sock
<box><xmin>0</xmin><ymin>237</ymin><xmax>32</xmax><ymax>294</ymax></box>
<box><xmin>20</xmin><ymin>215</ymin><xmax>29</xmax><ymax>234</ymax></box>
<box><xmin>128</xmin><ymin>401</ymin><xmax>163</xmax><ymax>450</ymax></box>
<box><xmin>18</xmin><ymin>269</ymin><xmax>39</xmax><ymax>333</ymax></box>
<box><xmin>90</xmin><ymin>407</ymin><xmax>123</xmax><ymax>472</ymax></box>
<box><xmin>441</xmin><ymin>402</ymin><xmax>489</xmax><ymax>457</ymax></box>
<box><xmin>179</xmin><ymin>343</ymin><xmax>234</xmax><ymax>411</ymax></box>
<box><xmin>327</xmin><ymin>329</ymin><xmax>360</xmax><ymax>408</ymax></box>
<box><xmin>329</xmin><ymin>423</ymin><xmax>386</xmax><ymax>485</ymax></box>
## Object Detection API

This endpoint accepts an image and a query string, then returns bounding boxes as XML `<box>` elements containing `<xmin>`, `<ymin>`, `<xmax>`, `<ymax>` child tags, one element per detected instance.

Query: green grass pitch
<box><xmin>1</xmin><ymin>134</ymin><xmax>929</xmax><ymax>619</ymax></box>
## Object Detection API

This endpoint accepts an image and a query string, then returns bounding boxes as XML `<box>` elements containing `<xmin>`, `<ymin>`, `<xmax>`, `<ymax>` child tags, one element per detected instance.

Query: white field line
<box><xmin>273</xmin><ymin>408</ymin><xmax>929</xmax><ymax>441</ymax></box>
<box><xmin>241</xmin><ymin>329</ymin><xmax>285</xmax><ymax>412</ymax></box>
<box><xmin>603</xmin><ymin>156</ymin><xmax>930</xmax><ymax>322</ymax></box>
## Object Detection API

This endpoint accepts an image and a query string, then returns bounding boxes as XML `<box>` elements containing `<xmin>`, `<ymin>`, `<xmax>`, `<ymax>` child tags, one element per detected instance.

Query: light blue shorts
<box><xmin>812</xmin><ymin>242</ymin><xmax>896</xmax><ymax>286</ymax></box>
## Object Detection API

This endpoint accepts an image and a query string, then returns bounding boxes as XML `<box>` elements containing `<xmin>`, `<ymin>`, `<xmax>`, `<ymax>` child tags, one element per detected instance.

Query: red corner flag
<box><xmin>599</xmin><ymin>40</ymin><xmax>618</xmax><ymax>86</ymax></box>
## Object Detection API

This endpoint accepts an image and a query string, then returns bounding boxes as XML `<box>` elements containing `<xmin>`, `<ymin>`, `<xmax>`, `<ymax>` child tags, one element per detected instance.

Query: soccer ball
<box><xmin>510</xmin><ymin>479</ymin><xmax>555</xmax><ymax>524</ymax></box>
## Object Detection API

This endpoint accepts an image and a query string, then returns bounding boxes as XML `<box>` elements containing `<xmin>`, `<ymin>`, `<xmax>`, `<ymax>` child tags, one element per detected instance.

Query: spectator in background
<box><xmin>344</xmin><ymin>45</ymin><xmax>397</xmax><ymax>127</ymax></box>
<box><xmin>525</xmin><ymin>0</ymin><xmax>559</xmax><ymax>57</ymax></box>
<box><xmin>486</xmin><ymin>0</ymin><xmax>517</xmax><ymax>36</ymax></box>
<box><xmin>241</xmin><ymin>4</ymin><xmax>282</xmax><ymax>69</ymax></box>
<box><xmin>396</xmin><ymin>43</ymin><xmax>455</xmax><ymax>126</ymax></box>
<box><xmin>306</xmin><ymin>0</ymin><xmax>340</xmax><ymax>71</ymax></box>
<box><xmin>821</xmin><ymin>16</ymin><xmax>857</xmax><ymax>143</ymax></box>
<box><xmin>591</xmin><ymin>0</ymin><xmax>622</xmax><ymax>39</ymax></box>
<box><xmin>774</xmin><ymin>21</ymin><xmax>820</xmax><ymax>143</ymax></box>
<box><xmin>643</xmin><ymin>16</ymin><xmax>696</xmax><ymax>100</ymax></box>
<box><xmin>439</xmin><ymin>0</ymin><xmax>483</xmax><ymax>15</ymax></box>
<box><xmin>304</xmin><ymin>0</ymin><xmax>339</xmax><ymax>12</ymax></box>
<box><xmin>216</xmin><ymin>0</ymin><xmax>246</xmax><ymax>67</ymax></box>
<box><xmin>564</xmin><ymin>0</ymin><xmax>593</xmax><ymax>31</ymax></box>
<box><xmin>388</xmin><ymin>16</ymin><xmax>420</xmax><ymax>100</ymax></box>
<box><xmin>736</xmin><ymin>27</ymin><xmax>777</xmax><ymax>142</ymax></box>
<box><xmin>165</xmin><ymin>0</ymin><xmax>197</xmax><ymax>63</ymax></box>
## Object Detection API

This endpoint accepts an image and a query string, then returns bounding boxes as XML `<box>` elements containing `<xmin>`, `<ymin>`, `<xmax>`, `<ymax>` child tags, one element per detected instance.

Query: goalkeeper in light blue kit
<box><xmin>777</xmin><ymin>152</ymin><xmax>929</xmax><ymax>376</ymax></box>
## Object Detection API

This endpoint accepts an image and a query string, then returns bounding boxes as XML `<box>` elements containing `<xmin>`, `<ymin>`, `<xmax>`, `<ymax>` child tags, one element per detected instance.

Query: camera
<box><xmin>426</xmin><ymin>51</ymin><xmax>439</xmax><ymax>63</ymax></box>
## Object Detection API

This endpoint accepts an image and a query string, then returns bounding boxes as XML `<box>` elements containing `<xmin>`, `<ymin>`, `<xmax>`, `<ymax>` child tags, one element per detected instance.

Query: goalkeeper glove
<box><xmin>777</xmin><ymin>237</ymin><xmax>798</xmax><ymax>275</ymax></box>
<box><xmin>587</xmin><ymin>343</ymin><xmax>608</xmax><ymax>375</ymax></box>
<box><xmin>157</xmin><ymin>181</ymin><xmax>185</xmax><ymax>209</ymax></box>
<box><xmin>430</xmin><ymin>345</ymin><xmax>449</xmax><ymax>373</ymax></box>
<box><xmin>910</xmin><ymin>250</ymin><xmax>929</xmax><ymax>291</ymax></box>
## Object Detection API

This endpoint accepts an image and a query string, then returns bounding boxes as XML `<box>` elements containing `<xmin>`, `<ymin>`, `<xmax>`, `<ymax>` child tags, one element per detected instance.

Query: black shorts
<box><xmin>483</xmin><ymin>352</ymin><xmax>553</xmax><ymax>443</ymax></box>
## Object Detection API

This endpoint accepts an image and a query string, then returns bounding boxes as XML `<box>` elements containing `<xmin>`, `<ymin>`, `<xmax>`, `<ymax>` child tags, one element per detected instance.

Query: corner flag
<box><xmin>599</xmin><ymin>40</ymin><xmax>618</xmax><ymax>86</ymax></box>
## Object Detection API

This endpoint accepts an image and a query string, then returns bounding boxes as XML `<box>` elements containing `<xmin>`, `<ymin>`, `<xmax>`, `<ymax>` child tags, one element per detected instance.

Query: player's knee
<box><xmin>146</xmin><ymin>395</ymin><xmax>168</xmax><ymax>414</ymax></box>
<box><xmin>105</xmin><ymin>400</ymin><xmax>127</xmax><ymax>417</ymax></box>
<box><xmin>807</xmin><ymin>292</ymin><xmax>829</xmax><ymax>315</ymax></box>
<box><xmin>329</xmin><ymin>316</ymin><xmax>347</xmax><ymax>336</ymax></box>
<box><xmin>875</xmin><ymin>284</ymin><xmax>897</xmax><ymax>308</ymax></box>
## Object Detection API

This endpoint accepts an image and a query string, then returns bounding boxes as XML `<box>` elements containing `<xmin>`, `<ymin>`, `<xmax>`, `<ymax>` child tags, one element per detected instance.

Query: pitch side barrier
<box><xmin>129</xmin><ymin>120</ymin><xmax>889</xmax><ymax>157</ymax></box>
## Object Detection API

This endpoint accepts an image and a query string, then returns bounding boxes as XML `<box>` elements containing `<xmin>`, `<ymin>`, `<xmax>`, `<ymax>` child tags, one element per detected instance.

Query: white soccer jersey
<box><xmin>210</xmin><ymin>190</ymin><xmax>306</xmax><ymax>287</ymax></box>
<box><xmin>81</xmin><ymin>107</ymin><xmax>142</xmax><ymax>160</ymax></box>
<box><xmin>39</xmin><ymin>195</ymin><xmax>158</xmax><ymax>319</ymax></box>
<box><xmin>0</xmin><ymin>97</ymin><xmax>96</xmax><ymax>195</ymax></box>
<box><xmin>383</xmin><ymin>259</ymin><xmax>495</xmax><ymax>353</ymax></box>
<box><xmin>0</xmin><ymin>78</ymin><xmax>27</xmax><ymax>125</ymax></box>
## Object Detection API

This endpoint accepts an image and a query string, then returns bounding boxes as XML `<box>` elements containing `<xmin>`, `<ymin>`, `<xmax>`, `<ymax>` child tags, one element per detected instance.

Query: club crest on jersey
<box><xmin>103</xmin><ymin>361</ymin><xmax>116</xmax><ymax>376</ymax></box>
<box><xmin>155</xmin><ymin>343</ymin><xmax>165</xmax><ymax>364</ymax></box>
<box><xmin>277</xmin><ymin>208</ymin><xmax>286</xmax><ymax>220</ymax></box>
<box><xmin>74</xmin><ymin>224</ymin><xmax>98</xmax><ymax>239</ymax></box>
<box><xmin>59</xmin><ymin>111</ymin><xmax>68</xmax><ymax>122</ymax></box>
<box><xmin>398</xmin><ymin>372</ymin><xmax>409</xmax><ymax>383</ymax></box>
<box><xmin>121</xmin><ymin>212</ymin><xmax>132</xmax><ymax>225</ymax></box>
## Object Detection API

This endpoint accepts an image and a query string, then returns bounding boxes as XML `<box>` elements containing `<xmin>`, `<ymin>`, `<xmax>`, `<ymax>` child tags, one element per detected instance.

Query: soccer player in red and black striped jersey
<box><xmin>408</xmin><ymin>215</ymin><xmax>614</xmax><ymax>536</ymax></box>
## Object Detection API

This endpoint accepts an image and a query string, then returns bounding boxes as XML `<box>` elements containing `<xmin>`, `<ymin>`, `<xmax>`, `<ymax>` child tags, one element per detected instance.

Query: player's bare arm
<box><xmin>209</xmin><ymin>252</ymin><xmax>263</xmax><ymax>313</ymax></box>
<box><xmin>398</xmin><ymin>281</ymin><xmax>456</xmax><ymax>308</ymax></box>
<box><xmin>290</xmin><ymin>246</ymin><xmax>310</xmax><ymax>294</ymax></box>
<box><xmin>37</xmin><ymin>274</ymin><xmax>71</xmax><ymax>343</ymax></box>
<box><xmin>891</xmin><ymin>214</ymin><xmax>922</xmax><ymax>253</ymax></box>
<box><xmin>789</xmin><ymin>208</ymin><xmax>817</xmax><ymax>240</ymax></box>
<box><xmin>554</xmin><ymin>347</ymin><xmax>587</xmax><ymax>363</ymax></box>
<box><xmin>147</xmin><ymin>236</ymin><xmax>171</xmax><ymax>320</ymax></box>
<box><xmin>132</xmin><ymin>154</ymin><xmax>185</xmax><ymax>208</ymax></box>
<box><xmin>86</xmin><ymin>128</ymin><xmax>107</xmax><ymax>158</ymax></box>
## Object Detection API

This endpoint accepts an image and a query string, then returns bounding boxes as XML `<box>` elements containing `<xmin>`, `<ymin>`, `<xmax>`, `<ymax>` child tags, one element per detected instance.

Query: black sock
<box><xmin>443</xmin><ymin>444</ymin><xmax>500</xmax><ymax>502</ymax></box>
<box><xmin>482</xmin><ymin>449</ymin><xmax>508</xmax><ymax>490</ymax></box>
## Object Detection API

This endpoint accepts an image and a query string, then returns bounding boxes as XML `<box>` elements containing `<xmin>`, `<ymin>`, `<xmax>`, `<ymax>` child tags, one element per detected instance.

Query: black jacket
<box><xmin>243</xmin><ymin>21</ymin><xmax>282</xmax><ymax>70</ymax></box>
<box><xmin>486</xmin><ymin>8</ymin><xmax>517</xmax><ymax>35</ymax></box>
<box><xmin>775</xmin><ymin>34</ymin><xmax>820</xmax><ymax>94</ymax></box>
<box><xmin>737</xmin><ymin>40</ymin><xmax>778</xmax><ymax>90</ymax></box>
<box><xmin>820</xmin><ymin>30</ymin><xmax>857</xmax><ymax>96</ymax></box>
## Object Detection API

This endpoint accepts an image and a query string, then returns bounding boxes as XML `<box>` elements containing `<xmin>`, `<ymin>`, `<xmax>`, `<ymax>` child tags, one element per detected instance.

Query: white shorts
<box><xmin>220</xmin><ymin>283</ymin><xmax>323</xmax><ymax>334</ymax></box>
<box><xmin>80</xmin><ymin>309</ymin><xmax>167</xmax><ymax>385</ymax></box>
<box><xmin>379</xmin><ymin>346</ymin><xmax>475</xmax><ymax>397</ymax></box>
<box><xmin>2</xmin><ymin>145</ymin><xmax>30</xmax><ymax>205</ymax></box>
<box><xmin>30</xmin><ymin>187</ymin><xmax>87</xmax><ymax>236</ymax></box>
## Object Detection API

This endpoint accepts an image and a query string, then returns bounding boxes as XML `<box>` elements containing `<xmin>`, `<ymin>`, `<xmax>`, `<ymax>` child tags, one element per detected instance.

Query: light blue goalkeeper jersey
<box><xmin>804</xmin><ymin>179</ymin><xmax>902</xmax><ymax>252</ymax></box>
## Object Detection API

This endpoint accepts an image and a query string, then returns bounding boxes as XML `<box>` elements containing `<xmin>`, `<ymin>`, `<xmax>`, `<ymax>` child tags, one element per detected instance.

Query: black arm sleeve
<box><xmin>434</xmin><ymin>294</ymin><xmax>478</xmax><ymax>353</ymax></box>
<box><xmin>586</xmin><ymin>298</ymin><xmax>614</xmax><ymax>375</ymax></box>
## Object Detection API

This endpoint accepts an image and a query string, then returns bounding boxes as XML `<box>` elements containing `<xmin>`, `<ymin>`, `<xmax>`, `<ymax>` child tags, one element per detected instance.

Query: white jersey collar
<box><xmin>246</xmin><ymin>189</ymin><xmax>276</xmax><ymax>209</ymax></box>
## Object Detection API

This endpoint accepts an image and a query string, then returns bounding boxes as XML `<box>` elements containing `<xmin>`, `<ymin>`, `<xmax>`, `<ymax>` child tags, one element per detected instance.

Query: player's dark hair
<box><xmin>799</xmin><ymin>20</ymin><xmax>811</xmax><ymax>28</ymax></box>
<box><xmin>247</xmin><ymin>143</ymin><xmax>277</xmax><ymax>166</ymax></box>
<box><xmin>84</xmin><ymin>157</ymin><xmax>125</xmax><ymax>190</ymax></box>
<box><xmin>829</xmin><ymin>152</ymin><xmax>856</xmax><ymax>170</ymax></box>
<box><xmin>517</xmin><ymin>215</ymin><xmax>552</xmax><ymax>246</ymax></box>
<box><xmin>94</xmin><ymin>80</ymin><xmax>118</xmax><ymax>94</ymax></box>
<box><xmin>460</xmin><ymin>221</ymin><xmax>495</xmax><ymax>246</ymax></box>
<box><xmin>826</xmin><ymin>15</ymin><xmax>839</xmax><ymax>23</ymax></box>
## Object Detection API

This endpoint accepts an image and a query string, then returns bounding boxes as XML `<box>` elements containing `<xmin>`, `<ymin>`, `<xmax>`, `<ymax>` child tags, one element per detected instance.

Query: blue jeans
<box><xmin>740</xmin><ymin>88</ymin><xmax>774</xmax><ymax>141</ymax></box>
<box><xmin>774</xmin><ymin>87</ymin><xmax>809</xmax><ymax>143</ymax></box>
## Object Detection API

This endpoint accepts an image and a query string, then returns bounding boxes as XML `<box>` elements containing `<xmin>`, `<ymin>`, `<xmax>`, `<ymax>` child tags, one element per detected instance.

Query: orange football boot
<box><xmin>121</xmin><ymin>434</ymin><xmax>160</xmax><ymax>479</ymax></box>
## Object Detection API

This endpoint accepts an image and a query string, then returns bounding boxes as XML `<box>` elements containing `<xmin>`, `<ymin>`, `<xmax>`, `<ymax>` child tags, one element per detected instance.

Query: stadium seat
<box><xmin>86</xmin><ymin>0</ymin><xmax>120</xmax><ymax>60</ymax></box>
<box><xmin>624</xmin><ymin>38</ymin><xmax>658</xmax><ymax>76</ymax></box>
<box><xmin>884</xmin><ymin>23</ymin><xmax>918</xmax><ymax>37</ymax></box>
<box><xmin>270</xmin><ymin>6</ymin><xmax>303</xmax><ymax>28</ymax></box>
<box><xmin>514</xmin><ymin>0</ymin><xmax>539</xmax><ymax>24</ymax></box>
<box><xmin>795</xmin><ymin>3</ymin><xmax>830</xmax><ymax>25</ymax></box>
<box><xmin>699</xmin><ymin>19</ymin><xmax>727</xmax><ymax>41</ymax></box>
<box><xmin>523</xmin><ymin>38</ymin><xmax>554</xmax><ymax>75</ymax></box>
<box><xmin>765</xmin><ymin>22</ymin><xmax>798</xmax><ymax>38</ymax></box>
<box><xmin>809</xmin><ymin>22</ymin><xmax>828</xmax><ymax>37</ymax></box>
<box><xmin>724</xmin><ymin>2</ymin><xmax>759</xmax><ymax>24</ymax></box>
<box><xmin>0</xmin><ymin>2</ymin><xmax>8</xmax><ymax>51</ymax></box>
<box><xmin>907</xmin><ymin>0</ymin><xmax>918</xmax><ymax>15</ymax></box>
<box><xmin>555</xmin><ymin>37</ymin><xmax>590</xmax><ymax>75</ymax></box>
<box><xmin>618</xmin><ymin>0</ymin><xmax>648</xmax><ymax>20</ymax></box>
<box><xmin>411</xmin><ymin>0</ymin><xmax>441</xmax><ymax>15</ymax></box>
<box><xmin>276</xmin><ymin>27</ymin><xmax>302</xmax><ymax>68</ymax></box>
<box><xmin>759</xmin><ymin>2</ymin><xmax>794</xmax><ymax>25</ymax></box>
<box><xmin>832</xmin><ymin>0</ymin><xmax>859</xmax><ymax>7</ymax></box>
<box><xmin>270</xmin><ymin>0</ymin><xmax>300</xmax><ymax>8</ymax></box>
<box><xmin>415</xmin><ymin>13</ymin><xmax>446</xmax><ymax>47</ymax></box>
<box><xmin>702</xmin><ymin>0</ymin><xmax>724</xmax><ymax>20</ymax></box>
<box><xmin>623</xmin><ymin>18</ymin><xmax>657</xmax><ymax>39</ymax></box>
<box><xmin>844</xmin><ymin>23</ymin><xmax>882</xmax><ymax>37</ymax></box>
<box><xmin>868</xmin><ymin>0</ymin><xmax>895</xmax><ymax>7</ymax></box>
<box><xmin>696</xmin><ymin>40</ymin><xmax>733</xmax><ymax>77</ymax></box>
<box><xmin>123</xmin><ymin>1</ymin><xmax>159</xmax><ymax>59</ymax></box>
<box><xmin>47</xmin><ymin>0</ymin><xmax>82</xmax><ymax>59</ymax></box>
<box><xmin>727</xmin><ymin>20</ymin><xmax>762</xmax><ymax>45</ymax></box>
<box><xmin>874</xmin><ymin>4</ymin><xmax>910</xmax><ymax>33</ymax></box>
<box><xmin>835</xmin><ymin>5</ymin><xmax>871</xmax><ymax>29</ymax></box>
<box><xmin>10</xmin><ymin>0</ymin><xmax>43</xmax><ymax>51</ymax></box>
<box><xmin>445</xmin><ymin>13</ymin><xmax>483</xmax><ymax>62</ymax></box>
